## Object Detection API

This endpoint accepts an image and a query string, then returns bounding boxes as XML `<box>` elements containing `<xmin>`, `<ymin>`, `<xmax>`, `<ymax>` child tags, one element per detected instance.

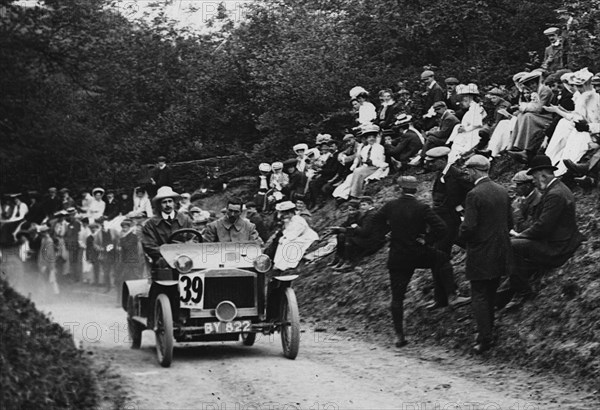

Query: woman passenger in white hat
<box><xmin>272</xmin><ymin>201</ymin><xmax>319</xmax><ymax>271</ymax></box>
<box><xmin>87</xmin><ymin>187</ymin><xmax>106</xmax><ymax>222</ymax></box>
<box><xmin>446</xmin><ymin>84</ymin><xmax>487</xmax><ymax>163</ymax></box>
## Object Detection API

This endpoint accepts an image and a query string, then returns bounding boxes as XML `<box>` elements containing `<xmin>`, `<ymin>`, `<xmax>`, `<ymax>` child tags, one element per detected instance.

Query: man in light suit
<box><xmin>459</xmin><ymin>155</ymin><xmax>513</xmax><ymax>354</ymax></box>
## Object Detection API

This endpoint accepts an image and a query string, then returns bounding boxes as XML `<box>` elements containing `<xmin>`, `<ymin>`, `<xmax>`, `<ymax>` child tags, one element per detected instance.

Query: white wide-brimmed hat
<box><xmin>152</xmin><ymin>186</ymin><xmax>180</xmax><ymax>205</ymax></box>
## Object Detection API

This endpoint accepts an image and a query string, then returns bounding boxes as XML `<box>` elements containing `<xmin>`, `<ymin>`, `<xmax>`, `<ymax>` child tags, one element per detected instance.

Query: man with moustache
<box><xmin>142</xmin><ymin>186</ymin><xmax>194</xmax><ymax>266</ymax></box>
<box><xmin>203</xmin><ymin>197</ymin><xmax>261</xmax><ymax>244</ymax></box>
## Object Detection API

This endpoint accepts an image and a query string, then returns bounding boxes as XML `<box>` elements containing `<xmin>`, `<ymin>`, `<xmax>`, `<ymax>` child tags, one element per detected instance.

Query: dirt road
<box><xmin>28</xmin><ymin>284</ymin><xmax>597</xmax><ymax>410</ymax></box>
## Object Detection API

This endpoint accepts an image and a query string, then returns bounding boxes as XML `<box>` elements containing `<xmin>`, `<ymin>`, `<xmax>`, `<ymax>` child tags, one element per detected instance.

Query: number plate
<box><xmin>179</xmin><ymin>272</ymin><xmax>205</xmax><ymax>308</ymax></box>
<box><xmin>204</xmin><ymin>320</ymin><xmax>252</xmax><ymax>334</ymax></box>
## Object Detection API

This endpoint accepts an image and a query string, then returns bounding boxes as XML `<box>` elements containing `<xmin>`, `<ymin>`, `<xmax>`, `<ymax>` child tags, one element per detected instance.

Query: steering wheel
<box><xmin>167</xmin><ymin>228</ymin><xmax>204</xmax><ymax>244</ymax></box>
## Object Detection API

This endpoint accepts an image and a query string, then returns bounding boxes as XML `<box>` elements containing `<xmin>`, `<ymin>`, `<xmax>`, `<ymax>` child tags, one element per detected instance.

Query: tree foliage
<box><xmin>0</xmin><ymin>0</ymin><xmax>593</xmax><ymax>192</ymax></box>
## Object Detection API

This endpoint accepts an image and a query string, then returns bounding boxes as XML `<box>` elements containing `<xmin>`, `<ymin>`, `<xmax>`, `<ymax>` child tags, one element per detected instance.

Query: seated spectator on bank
<box><xmin>128</xmin><ymin>186</ymin><xmax>153</xmax><ymax>218</ymax></box>
<box><xmin>244</xmin><ymin>201</ymin><xmax>270</xmax><ymax>242</ymax></box>
<box><xmin>422</xmin><ymin>101</ymin><xmax>461</xmax><ymax>156</ymax></box>
<box><xmin>349</xmin><ymin>86</ymin><xmax>377</xmax><ymax>127</ymax></box>
<box><xmin>348</xmin><ymin>124</ymin><xmax>387</xmax><ymax>198</ymax></box>
<box><xmin>87</xmin><ymin>187</ymin><xmax>106</xmax><ymax>222</ymax></box>
<box><xmin>203</xmin><ymin>197</ymin><xmax>262</xmax><ymax>244</ymax></box>
<box><xmin>564</xmin><ymin>118</ymin><xmax>600</xmax><ymax>187</ymax></box>
<box><xmin>104</xmin><ymin>191</ymin><xmax>120</xmax><ymax>220</ymax></box>
<box><xmin>118</xmin><ymin>189</ymin><xmax>134</xmax><ymax>217</ymax></box>
<box><xmin>60</xmin><ymin>188</ymin><xmax>76</xmax><ymax>210</ymax></box>
<box><xmin>327</xmin><ymin>199</ymin><xmax>360</xmax><ymax>269</ymax></box>
<box><xmin>385</xmin><ymin>114</ymin><xmax>423</xmax><ymax>171</ymax></box>
<box><xmin>332</xmin><ymin>196</ymin><xmax>386</xmax><ymax>272</ymax></box>
<box><xmin>269</xmin><ymin>161</ymin><xmax>289</xmax><ymax>202</ymax></box>
<box><xmin>508</xmin><ymin>70</ymin><xmax>554</xmax><ymax>164</ymax></box>
<box><xmin>545</xmin><ymin>68</ymin><xmax>600</xmax><ymax>175</ymax></box>
<box><xmin>281</xmin><ymin>158</ymin><xmax>307</xmax><ymax>202</ymax></box>
<box><xmin>396</xmin><ymin>88</ymin><xmax>414</xmax><ymax>115</ymax></box>
<box><xmin>273</xmin><ymin>201</ymin><xmax>319</xmax><ymax>272</ymax></box>
<box><xmin>510</xmin><ymin>171</ymin><xmax>542</xmax><ymax>233</ymax></box>
<box><xmin>446</xmin><ymin>84</ymin><xmax>487</xmax><ymax>164</ymax></box>
<box><xmin>308</xmin><ymin>140</ymin><xmax>343</xmax><ymax>207</ymax></box>
<box><xmin>506</xmin><ymin>155</ymin><xmax>584</xmax><ymax>310</ymax></box>
<box><xmin>444</xmin><ymin>77</ymin><xmax>463</xmax><ymax>118</ymax></box>
<box><xmin>419</xmin><ymin>70</ymin><xmax>446</xmax><ymax>130</ymax></box>
<box><xmin>293</xmin><ymin>143</ymin><xmax>309</xmax><ymax>172</ymax></box>
<box><xmin>337</xmin><ymin>134</ymin><xmax>360</xmax><ymax>174</ymax></box>
<box><xmin>478</xmin><ymin>87</ymin><xmax>511</xmax><ymax>155</ymax></box>
<box><xmin>377</xmin><ymin>89</ymin><xmax>402</xmax><ymax>131</ymax></box>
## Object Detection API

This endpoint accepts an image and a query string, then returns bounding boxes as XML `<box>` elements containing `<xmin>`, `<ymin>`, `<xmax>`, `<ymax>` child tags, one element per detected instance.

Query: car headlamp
<box><xmin>175</xmin><ymin>255</ymin><xmax>193</xmax><ymax>273</ymax></box>
<box><xmin>253</xmin><ymin>254</ymin><xmax>272</xmax><ymax>273</ymax></box>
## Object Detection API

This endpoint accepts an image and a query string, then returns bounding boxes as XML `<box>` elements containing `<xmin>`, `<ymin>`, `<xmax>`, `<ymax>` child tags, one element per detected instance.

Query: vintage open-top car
<box><xmin>121</xmin><ymin>228</ymin><xmax>300</xmax><ymax>367</ymax></box>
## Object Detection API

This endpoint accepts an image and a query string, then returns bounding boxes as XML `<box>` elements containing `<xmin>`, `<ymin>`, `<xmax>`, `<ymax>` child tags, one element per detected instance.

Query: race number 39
<box><xmin>179</xmin><ymin>272</ymin><xmax>204</xmax><ymax>307</ymax></box>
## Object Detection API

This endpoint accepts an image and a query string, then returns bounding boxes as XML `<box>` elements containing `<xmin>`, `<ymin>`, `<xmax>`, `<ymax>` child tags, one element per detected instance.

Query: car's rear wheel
<box><xmin>241</xmin><ymin>332</ymin><xmax>256</xmax><ymax>346</ymax></box>
<box><xmin>127</xmin><ymin>297</ymin><xmax>143</xmax><ymax>349</ymax></box>
<box><xmin>280</xmin><ymin>287</ymin><xmax>300</xmax><ymax>359</ymax></box>
<box><xmin>154</xmin><ymin>294</ymin><xmax>174</xmax><ymax>367</ymax></box>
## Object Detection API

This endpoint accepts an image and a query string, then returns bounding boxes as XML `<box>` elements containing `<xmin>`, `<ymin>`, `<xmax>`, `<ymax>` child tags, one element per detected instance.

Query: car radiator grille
<box><xmin>204</xmin><ymin>276</ymin><xmax>255</xmax><ymax>309</ymax></box>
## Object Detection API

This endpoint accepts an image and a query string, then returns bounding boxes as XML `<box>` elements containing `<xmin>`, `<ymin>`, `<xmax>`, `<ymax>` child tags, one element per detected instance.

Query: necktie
<box><xmin>366</xmin><ymin>146</ymin><xmax>372</xmax><ymax>162</ymax></box>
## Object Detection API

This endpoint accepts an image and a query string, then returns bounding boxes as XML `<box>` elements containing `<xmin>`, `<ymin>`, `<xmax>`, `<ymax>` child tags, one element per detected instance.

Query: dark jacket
<box><xmin>512</xmin><ymin>189</ymin><xmax>542</xmax><ymax>233</ymax></box>
<box><xmin>247</xmin><ymin>212</ymin><xmax>270</xmax><ymax>242</ymax></box>
<box><xmin>520</xmin><ymin>179</ymin><xmax>584</xmax><ymax>263</ymax></box>
<box><xmin>427</xmin><ymin>110</ymin><xmax>460</xmax><ymax>141</ymax></box>
<box><xmin>485</xmin><ymin>98</ymin><xmax>511</xmax><ymax>129</ymax></box>
<box><xmin>142</xmin><ymin>212</ymin><xmax>194</xmax><ymax>262</ymax></box>
<box><xmin>118</xmin><ymin>230</ymin><xmax>141</xmax><ymax>278</ymax></box>
<box><xmin>26</xmin><ymin>201</ymin><xmax>46</xmax><ymax>224</ymax></box>
<box><xmin>118</xmin><ymin>197</ymin><xmax>134</xmax><ymax>215</ymax></box>
<box><xmin>153</xmin><ymin>166</ymin><xmax>173</xmax><ymax>189</ymax></box>
<box><xmin>432</xmin><ymin>165</ymin><xmax>473</xmax><ymax>211</ymax></box>
<box><xmin>42</xmin><ymin>195</ymin><xmax>61</xmax><ymax>218</ymax></box>
<box><xmin>377</xmin><ymin>101</ymin><xmax>403</xmax><ymax>130</ymax></box>
<box><xmin>388</xmin><ymin>129</ymin><xmax>423</xmax><ymax>164</ymax></box>
<box><xmin>424</xmin><ymin>82</ymin><xmax>445</xmax><ymax>113</ymax></box>
<box><xmin>347</xmin><ymin>208</ymin><xmax>386</xmax><ymax>248</ymax></box>
<box><xmin>371</xmin><ymin>195</ymin><xmax>447</xmax><ymax>268</ymax></box>
<box><xmin>104</xmin><ymin>199</ymin><xmax>120</xmax><ymax>220</ymax></box>
<box><xmin>458</xmin><ymin>178</ymin><xmax>512</xmax><ymax>280</ymax></box>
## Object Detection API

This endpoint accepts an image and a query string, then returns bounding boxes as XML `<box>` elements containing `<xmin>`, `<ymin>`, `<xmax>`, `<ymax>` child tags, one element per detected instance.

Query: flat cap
<box><xmin>425</xmin><ymin>146</ymin><xmax>451</xmax><ymax>159</ymax></box>
<box><xmin>486</xmin><ymin>87</ymin><xmax>505</xmax><ymax>97</ymax></box>
<box><xmin>444</xmin><ymin>77</ymin><xmax>459</xmax><ymax>85</ymax></box>
<box><xmin>543</xmin><ymin>27</ymin><xmax>560</xmax><ymax>36</ymax></box>
<box><xmin>157</xmin><ymin>155</ymin><xmax>167</xmax><ymax>162</ymax></box>
<box><xmin>420</xmin><ymin>70</ymin><xmax>435</xmax><ymax>79</ymax></box>
<box><xmin>512</xmin><ymin>170</ymin><xmax>534</xmax><ymax>183</ymax></box>
<box><xmin>342</xmin><ymin>134</ymin><xmax>356</xmax><ymax>142</ymax></box>
<box><xmin>120</xmin><ymin>218</ymin><xmax>134</xmax><ymax>227</ymax></box>
<box><xmin>283</xmin><ymin>158</ymin><xmax>298</xmax><ymax>167</ymax></box>
<box><xmin>464</xmin><ymin>155</ymin><xmax>490</xmax><ymax>171</ymax></box>
<box><xmin>397</xmin><ymin>175</ymin><xmax>418</xmax><ymax>189</ymax></box>
<box><xmin>432</xmin><ymin>101</ymin><xmax>447</xmax><ymax>110</ymax></box>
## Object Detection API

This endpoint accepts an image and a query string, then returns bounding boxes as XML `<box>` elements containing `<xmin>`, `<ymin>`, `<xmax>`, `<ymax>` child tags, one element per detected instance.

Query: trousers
<box><xmin>470</xmin><ymin>278</ymin><xmax>500</xmax><ymax>344</ymax></box>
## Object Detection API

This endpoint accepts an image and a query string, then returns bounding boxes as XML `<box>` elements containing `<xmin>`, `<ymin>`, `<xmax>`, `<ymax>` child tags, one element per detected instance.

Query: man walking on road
<box><xmin>370</xmin><ymin>176</ymin><xmax>469</xmax><ymax>348</ymax></box>
<box><xmin>459</xmin><ymin>155</ymin><xmax>513</xmax><ymax>354</ymax></box>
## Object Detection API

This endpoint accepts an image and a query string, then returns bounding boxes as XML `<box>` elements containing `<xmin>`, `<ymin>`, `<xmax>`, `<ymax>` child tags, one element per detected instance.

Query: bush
<box><xmin>0</xmin><ymin>277</ymin><xmax>98</xmax><ymax>409</ymax></box>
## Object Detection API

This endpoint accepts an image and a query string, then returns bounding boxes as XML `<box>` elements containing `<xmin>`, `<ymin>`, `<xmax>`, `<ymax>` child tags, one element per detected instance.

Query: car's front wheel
<box><xmin>154</xmin><ymin>294</ymin><xmax>174</xmax><ymax>367</ymax></box>
<box><xmin>280</xmin><ymin>287</ymin><xmax>300</xmax><ymax>359</ymax></box>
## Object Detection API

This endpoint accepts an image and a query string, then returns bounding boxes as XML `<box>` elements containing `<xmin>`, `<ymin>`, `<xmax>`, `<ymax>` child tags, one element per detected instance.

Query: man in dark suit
<box><xmin>424</xmin><ymin>146</ymin><xmax>473</xmax><ymax>309</ymax></box>
<box><xmin>507</xmin><ymin>155</ymin><xmax>584</xmax><ymax>309</ymax></box>
<box><xmin>444</xmin><ymin>77</ymin><xmax>463</xmax><ymax>118</ymax></box>
<box><xmin>370</xmin><ymin>176</ymin><xmax>468</xmax><ymax>347</ymax></box>
<box><xmin>423</xmin><ymin>102</ymin><xmax>460</xmax><ymax>154</ymax></box>
<box><xmin>151</xmin><ymin>156</ymin><xmax>173</xmax><ymax>192</ymax></box>
<box><xmin>459</xmin><ymin>155</ymin><xmax>513</xmax><ymax>354</ymax></box>
<box><xmin>420</xmin><ymin>70</ymin><xmax>446</xmax><ymax>131</ymax></box>
<box><xmin>116</xmin><ymin>218</ymin><xmax>142</xmax><ymax>304</ymax></box>
<box><xmin>385</xmin><ymin>114</ymin><xmax>423</xmax><ymax>171</ymax></box>
<box><xmin>376</xmin><ymin>89</ymin><xmax>403</xmax><ymax>131</ymax></box>
<box><xmin>332</xmin><ymin>196</ymin><xmax>386</xmax><ymax>271</ymax></box>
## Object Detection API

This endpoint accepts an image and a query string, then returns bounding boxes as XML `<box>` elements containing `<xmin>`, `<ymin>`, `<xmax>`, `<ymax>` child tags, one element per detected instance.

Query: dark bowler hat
<box><xmin>526</xmin><ymin>155</ymin><xmax>557</xmax><ymax>175</ymax></box>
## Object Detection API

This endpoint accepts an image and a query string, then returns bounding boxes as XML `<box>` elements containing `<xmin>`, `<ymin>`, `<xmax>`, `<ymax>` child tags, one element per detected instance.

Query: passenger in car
<box><xmin>272</xmin><ymin>201</ymin><xmax>319</xmax><ymax>271</ymax></box>
<box><xmin>202</xmin><ymin>197</ymin><xmax>262</xmax><ymax>244</ymax></box>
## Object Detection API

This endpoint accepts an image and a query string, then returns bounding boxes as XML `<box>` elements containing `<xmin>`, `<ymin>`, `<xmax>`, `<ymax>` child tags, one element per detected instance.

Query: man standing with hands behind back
<box><xmin>459</xmin><ymin>155</ymin><xmax>513</xmax><ymax>354</ymax></box>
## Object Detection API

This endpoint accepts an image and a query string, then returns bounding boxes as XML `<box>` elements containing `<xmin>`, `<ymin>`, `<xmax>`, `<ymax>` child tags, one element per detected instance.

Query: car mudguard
<box><xmin>121</xmin><ymin>279</ymin><xmax>151</xmax><ymax>311</ymax></box>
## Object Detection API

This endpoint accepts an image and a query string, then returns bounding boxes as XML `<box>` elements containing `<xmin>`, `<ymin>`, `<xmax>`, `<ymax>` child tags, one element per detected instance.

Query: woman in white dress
<box><xmin>87</xmin><ymin>187</ymin><xmax>106</xmax><ymax>222</ymax></box>
<box><xmin>544</xmin><ymin>68</ymin><xmax>600</xmax><ymax>175</ymax></box>
<box><xmin>446</xmin><ymin>84</ymin><xmax>487</xmax><ymax>164</ymax></box>
<box><xmin>273</xmin><ymin>201</ymin><xmax>319</xmax><ymax>271</ymax></box>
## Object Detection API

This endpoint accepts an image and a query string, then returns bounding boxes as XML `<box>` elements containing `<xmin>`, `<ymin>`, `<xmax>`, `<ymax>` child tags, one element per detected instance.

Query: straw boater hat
<box><xmin>315</xmin><ymin>133</ymin><xmax>332</xmax><ymax>145</ymax></box>
<box><xmin>275</xmin><ymin>200</ymin><xmax>296</xmax><ymax>212</ymax></box>
<box><xmin>258</xmin><ymin>163</ymin><xmax>271</xmax><ymax>173</ymax></box>
<box><xmin>519</xmin><ymin>71</ymin><xmax>543</xmax><ymax>85</ymax></box>
<box><xmin>395</xmin><ymin>113</ymin><xmax>413</xmax><ymax>127</ymax></box>
<box><xmin>455</xmin><ymin>83</ymin><xmax>480</xmax><ymax>96</ymax></box>
<box><xmin>271</xmin><ymin>161</ymin><xmax>283</xmax><ymax>171</ymax></box>
<box><xmin>92</xmin><ymin>187</ymin><xmax>105</xmax><ymax>196</ymax></box>
<box><xmin>152</xmin><ymin>186</ymin><xmax>180</xmax><ymax>205</ymax></box>
<box><xmin>293</xmin><ymin>143</ymin><xmax>309</xmax><ymax>153</ymax></box>
<box><xmin>358</xmin><ymin>123</ymin><xmax>380</xmax><ymax>136</ymax></box>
